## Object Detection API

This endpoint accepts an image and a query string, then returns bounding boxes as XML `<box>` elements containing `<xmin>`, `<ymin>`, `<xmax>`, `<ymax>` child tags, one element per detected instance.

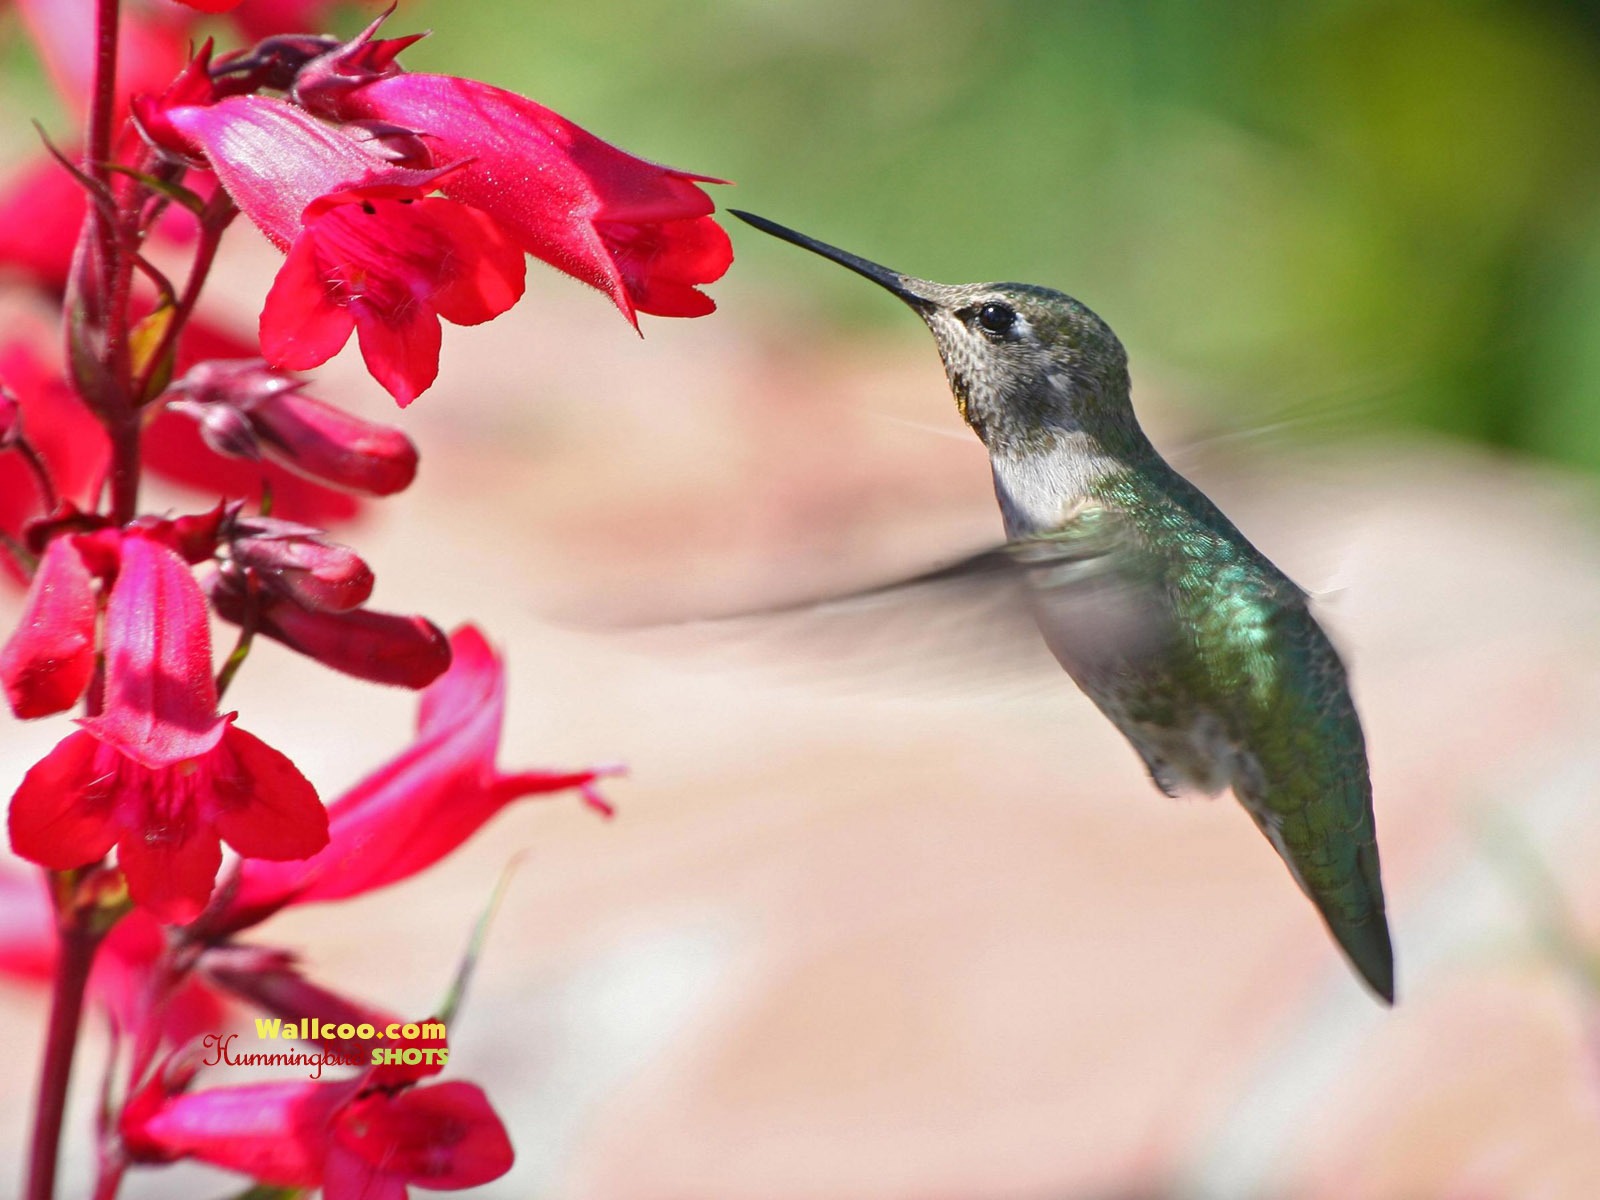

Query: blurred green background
<box><xmin>396</xmin><ymin>0</ymin><xmax>1600</xmax><ymax>472</ymax></box>
<box><xmin>5</xmin><ymin>0</ymin><xmax>1597</xmax><ymax>469</ymax></box>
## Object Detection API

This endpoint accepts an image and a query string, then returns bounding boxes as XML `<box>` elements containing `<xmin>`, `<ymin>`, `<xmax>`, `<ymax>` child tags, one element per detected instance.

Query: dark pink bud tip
<box><xmin>172</xmin><ymin>358</ymin><xmax>300</xmax><ymax>408</ymax></box>
<box><xmin>248</xmin><ymin>391</ymin><xmax>419</xmax><ymax>496</ymax></box>
<box><xmin>231</xmin><ymin>534</ymin><xmax>374</xmax><ymax>613</ymax></box>
<box><xmin>168</xmin><ymin>398</ymin><xmax>262</xmax><ymax>462</ymax></box>
<box><xmin>213</xmin><ymin>585</ymin><xmax>450</xmax><ymax>689</ymax></box>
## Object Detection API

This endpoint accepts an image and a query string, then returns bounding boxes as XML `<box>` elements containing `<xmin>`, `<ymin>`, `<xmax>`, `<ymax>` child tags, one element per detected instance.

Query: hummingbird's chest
<box><xmin>1002</xmin><ymin>460</ymin><xmax>1308</xmax><ymax>797</ymax></box>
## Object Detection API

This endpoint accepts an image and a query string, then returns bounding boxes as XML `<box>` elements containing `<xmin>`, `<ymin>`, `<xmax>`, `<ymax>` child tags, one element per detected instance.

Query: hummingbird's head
<box><xmin>732</xmin><ymin>211</ymin><xmax>1136</xmax><ymax>454</ymax></box>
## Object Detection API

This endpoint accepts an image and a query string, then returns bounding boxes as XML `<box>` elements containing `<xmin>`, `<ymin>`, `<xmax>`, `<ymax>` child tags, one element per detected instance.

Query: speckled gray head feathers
<box><xmin>730</xmin><ymin>211</ymin><xmax>1135</xmax><ymax>455</ymax></box>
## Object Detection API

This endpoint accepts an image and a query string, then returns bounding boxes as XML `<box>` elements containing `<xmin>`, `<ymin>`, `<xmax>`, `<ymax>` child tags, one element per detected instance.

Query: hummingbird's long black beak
<box><xmin>730</xmin><ymin>210</ymin><xmax>937</xmax><ymax>310</ymax></box>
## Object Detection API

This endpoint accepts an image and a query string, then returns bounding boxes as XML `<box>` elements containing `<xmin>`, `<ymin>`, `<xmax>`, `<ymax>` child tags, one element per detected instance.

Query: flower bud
<box><xmin>231</xmin><ymin>533</ymin><xmax>374</xmax><ymax>613</ymax></box>
<box><xmin>165</xmin><ymin>360</ymin><xmax>419</xmax><ymax>496</ymax></box>
<box><xmin>247</xmin><ymin>389</ymin><xmax>419</xmax><ymax>496</ymax></box>
<box><xmin>210</xmin><ymin>583</ymin><xmax>450</xmax><ymax>689</ymax></box>
<box><xmin>203</xmin><ymin>949</ymin><xmax>407</xmax><ymax>1061</ymax></box>
<box><xmin>172</xmin><ymin>358</ymin><xmax>300</xmax><ymax>408</ymax></box>
<box><xmin>166</xmin><ymin>397</ymin><xmax>261</xmax><ymax>462</ymax></box>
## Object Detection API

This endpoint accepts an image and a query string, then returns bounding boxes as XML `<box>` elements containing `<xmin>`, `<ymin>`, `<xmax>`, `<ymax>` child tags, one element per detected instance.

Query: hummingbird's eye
<box><xmin>975</xmin><ymin>302</ymin><xmax>1017</xmax><ymax>337</ymax></box>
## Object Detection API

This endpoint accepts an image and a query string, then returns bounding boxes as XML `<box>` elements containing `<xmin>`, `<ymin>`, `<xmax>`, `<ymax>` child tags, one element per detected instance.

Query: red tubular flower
<box><xmin>209</xmin><ymin>582</ymin><xmax>452</xmax><ymax>688</ymax></box>
<box><xmin>123</xmin><ymin>1076</ymin><xmax>513</xmax><ymax>1196</ymax></box>
<box><xmin>7</xmin><ymin>536</ymin><xmax>327</xmax><ymax>923</ymax></box>
<box><xmin>322</xmin><ymin>71</ymin><xmax>733</xmax><ymax>322</ymax></box>
<box><xmin>148</xmin><ymin>94</ymin><xmax>527</xmax><ymax>404</ymax></box>
<box><xmin>1</xmin><ymin>536</ymin><xmax>97</xmax><ymax>718</ymax></box>
<box><xmin>258</xmin><ymin>184</ymin><xmax>526</xmax><ymax>405</ymax></box>
<box><xmin>215</xmin><ymin>625</ymin><xmax>615</xmax><ymax>933</ymax></box>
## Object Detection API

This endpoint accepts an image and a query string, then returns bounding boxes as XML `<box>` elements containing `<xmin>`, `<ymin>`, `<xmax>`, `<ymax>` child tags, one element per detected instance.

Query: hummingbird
<box><xmin>731</xmin><ymin>209</ymin><xmax>1395</xmax><ymax>1003</ymax></box>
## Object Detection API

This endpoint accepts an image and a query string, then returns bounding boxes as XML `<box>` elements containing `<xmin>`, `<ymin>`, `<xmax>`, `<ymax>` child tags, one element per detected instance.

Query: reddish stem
<box><xmin>12</xmin><ymin>436</ymin><xmax>60</xmax><ymax>513</ymax></box>
<box><xmin>23</xmin><ymin>913</ymin><xmax>102</xmax><ymax>1200</ymax></box>
<box><xmin>90</xmin><ymin>1157</ymin><xmax>126</xmax><ymax>1200</ymax></box>
<box><xmin>25</xmin><ymin>6</ymin><xmax>126</xmax><ymax>1199</ymax></box>
<box><xmin>106</xmin><ymin>410</ymin><xmax>141</xmax><ymax>526</ymax></box>
<box><xmin>136</xmin><ymin>194</ymin><xmax>238</xmax><ymax>404</ymax></box>
<box><xmin>84</xmin><ymin>0</ymin><xmax>119</xmax><ymax>267</ymax></box>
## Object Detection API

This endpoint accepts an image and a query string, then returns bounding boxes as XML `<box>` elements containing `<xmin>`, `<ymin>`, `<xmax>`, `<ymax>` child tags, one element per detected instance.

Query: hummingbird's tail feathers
<box><xmin>1325</xmin><ymin>904</ymin><xmax>1396</xmax><ymax>1005</ymax></box>
<box><xmin>1321</xmin><ymin>835</ymin><xmax>1396</xmax><ymax>1004</ymax></box>
<box><xmin>1237</xmin><ymin>784</ymin><xmax>1396</xmax><ymax>1004</ymax></box>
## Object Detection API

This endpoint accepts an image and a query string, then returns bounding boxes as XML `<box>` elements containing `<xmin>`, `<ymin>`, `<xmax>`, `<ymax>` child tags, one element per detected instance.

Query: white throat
<box><xmin>989</xmin><ymin>435</ymin><xmax>1119</xmax><ymax>538</ymax></box>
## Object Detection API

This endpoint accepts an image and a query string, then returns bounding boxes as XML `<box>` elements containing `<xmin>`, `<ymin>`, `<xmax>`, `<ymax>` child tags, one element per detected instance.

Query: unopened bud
<box><xmin>174</xmin><ymin>358</ymin><xmax>299</xmax><ymax>408</ymax></box>
<box><xmin>231</xmin><ymin>534</ymin><xmax>374</xmax><ymax>613</ymax></box>
<box><xmin>168</xmin><ymin>397</ymin><xmax>262</xmax><ymax>462</ymax></box>
<box><xmin>212</xmin><ymin>33</ymin><xmax>342</xmax><ymax>95</ymax></box>
<box><xmin>247</xmin><ymin>390</ymin><xmax>418</xmax><ymax>496</ymax></box>
<box><xmin>210</xmin><ymin>584</ymin><xmax>450</xmax><ymax>689</ymax></box>
<box><xmin>166</xmin><ymin>360</ymin><xmax>419</xmax><ymax>496</ymax></box>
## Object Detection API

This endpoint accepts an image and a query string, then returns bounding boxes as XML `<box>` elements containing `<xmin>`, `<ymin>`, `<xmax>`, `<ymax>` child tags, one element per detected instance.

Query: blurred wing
<box><xmin>589</xmin><ymin>511</ymin><xmax>1165</xmax><ymax>698</ymax></box>
<box><xmin>584</xmin><ymin>544</ymin><xmax>1054</xmax><ymax>696</ymax></box>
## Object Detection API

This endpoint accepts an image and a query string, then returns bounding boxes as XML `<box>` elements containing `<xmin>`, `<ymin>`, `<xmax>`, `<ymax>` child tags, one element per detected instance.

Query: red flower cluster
<box><xmin>133</xmin><ymin>17</ymin><xmax>731</xmax><ymax>403</ymax></box>
<box><xmin>2</xmin><ymin>629</ymin><xmax>612</xmax><ymax>1194</ymax></box>
<box><xmin>0</xmin><ymin>4</ymin><xmax>703</xmax><ymax>1197</ymax></box>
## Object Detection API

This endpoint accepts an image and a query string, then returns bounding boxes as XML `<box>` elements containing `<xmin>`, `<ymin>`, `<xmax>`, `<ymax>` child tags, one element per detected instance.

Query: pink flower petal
<box><xmin>209</xmin><ymin>724</ymin><xmax>328</xmax><ymax>861</ymax></box>
<box><xmin>219</xmin><ymin>625</ymin><xmax>608</xmax><ymax>930</ymax></box>
<box><xmin>425</xmin><ymin>201</ymin><xmax>528</xmax><ymax>326</ymax></box>
<box><xmin>323</xmin><ymin>1146</ymin><xmax>409</xmax><ymax>1200</ymax></box>
<box><xmin>329</xmin><ymin>73</ymin><xmax>730</xmax><ymax>322</ymax></box>
<box><xmin>1</xmin><ymin>535</ymin><xmax>97</xmax><ymax>718</ymax></box>
<box><xmin>81</xmin><ymin>535</ymin><xmax>224</xmax><ymax>768</ymax></box>
<box><xmin>117</xmin><ymin>802</ymin><xmax>225</xmax><ymax>926</ymax></box>
<box><xmin>162</xmin><ymin>96</ymin><xmax>406</xmax><ymax>249</ymax></box>
<box><xmin>123</xmin><ymin>1080</ymin><xmax>351</xmax><ymax>1181</ymax></box>
<box><xmin>332</xmin><ymin>1082</ymin><xmax>513</xmax><ymax>1187</ymax></box>
<box><xmin>8</xmin><ymin>730</ymin><xmax>119</xmax><ymax>869</ymax></box>
<box><xmin>351</xmin><ymin>301</ymin><xmax>441</xmax><ymax>407</ymax></box>
<box><xmin>259</xmin><ymin>235</ymin><xmax>357</xmax><ymax>371</ymax></box>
